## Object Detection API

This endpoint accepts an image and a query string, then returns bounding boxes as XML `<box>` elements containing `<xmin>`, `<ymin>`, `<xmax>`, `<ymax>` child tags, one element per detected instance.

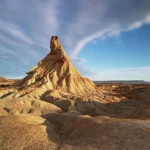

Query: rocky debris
<box><xmin>1</xmin><ymin>113</ymin><xmax>150</xmax><ymax>150</ymax></box>
<box><xmin>0</xmin><ymin>114</ymin><xmax>60</xmax><ymax>150</ymax></box>
<box><xmin>45</xmin><ymin>113</ymin><xmax>150</xmax><ymax>150</ymax></box>
<box><xmin>96</xmin><ymin>83</ymin><xmax>150</xmax><ymax>95</ymax></box>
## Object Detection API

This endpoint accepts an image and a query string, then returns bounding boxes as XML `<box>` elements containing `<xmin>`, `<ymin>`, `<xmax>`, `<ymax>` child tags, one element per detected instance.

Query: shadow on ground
<box><xmin>42</xmin><ymin>112</ymin><xmax>150</xmax><ymax>150</ymax></box>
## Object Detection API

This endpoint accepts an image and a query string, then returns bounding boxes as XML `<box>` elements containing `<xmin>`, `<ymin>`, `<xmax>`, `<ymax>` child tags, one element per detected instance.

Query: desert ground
<box><xmin>0</xmin><ymin>36</ymin><xmax>150</xmax><ymax>150</ymax></box>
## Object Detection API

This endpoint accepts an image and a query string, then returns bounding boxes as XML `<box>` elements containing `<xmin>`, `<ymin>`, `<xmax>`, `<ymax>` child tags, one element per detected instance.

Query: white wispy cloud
<box><xmin>0</xmin><ymin>20</ymin><xmax>33</xmax><ymax>44</ymax></box>
<box><xmin>85</xmin><ymin>67</ymin><xmax>150</xmax><ymax>81</ymax></box>
<box><xmin>0</xmin><ymin>0</ymin><xmax>60</xmax><ymax>75</ymax></box>
<box><xmin>71</xmin><ymin>13</ymin><xmax>150</xmax><ymax>58</ymax></box>
<box><xmin>0</xmin><ymin>0</ymin><xmax>150</xmax><ymax>80</ymax></box>
<box><xmin>71</xmin><ymin>25</ymin><xmax>120</xmax><ymax>57</ymax></box>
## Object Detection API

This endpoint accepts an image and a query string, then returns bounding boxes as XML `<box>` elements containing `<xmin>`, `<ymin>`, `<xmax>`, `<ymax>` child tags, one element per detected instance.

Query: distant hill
<box><xmin>0</xmin><ymin>77</ymin><xmax>8</xmax><ymax>82</ymax></box>
<box><xmin>93</xmin><ymin>80</ymin><xmax>150</xmax><ymax>84</ymax></box>
<box><xmin>0</xmin><ymin>77</ymin><xmax>16</xmax><ymax>87</ymax></box>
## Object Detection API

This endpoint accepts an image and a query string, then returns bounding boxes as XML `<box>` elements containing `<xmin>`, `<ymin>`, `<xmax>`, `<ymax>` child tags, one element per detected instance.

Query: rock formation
<box><xmin>19</xmin><ymin>36</ymin><xmax>97</xmax><ymax>95</ymax></box>
<box><xmin>0</xmin><ymin>36</ymin><xmax>150</xmax><ymax>150</ymax></box>
<box><xmin>1</xmin><ymin>36</ymin><xmax>150</xmax><ymax>118</ymax></box>
<box><xmin>0</xmin><ymin>77</ymin><xmax>8</xmax><ymax>82</ymax></box>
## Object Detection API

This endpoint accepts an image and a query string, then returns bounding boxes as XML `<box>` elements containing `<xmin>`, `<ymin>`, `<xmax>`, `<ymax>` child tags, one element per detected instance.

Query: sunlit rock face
<box><xmin>19</xmin><ymin>36</ymin><xmax>97</xmax><ymax>95</ymax></box>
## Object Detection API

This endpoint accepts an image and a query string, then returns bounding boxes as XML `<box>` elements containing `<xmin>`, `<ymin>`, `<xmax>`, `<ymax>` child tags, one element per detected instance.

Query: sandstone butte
<box><xmin>19</xmin><ymin>36</ymin><xmax>97</xmax><ymax>95</ymax></box>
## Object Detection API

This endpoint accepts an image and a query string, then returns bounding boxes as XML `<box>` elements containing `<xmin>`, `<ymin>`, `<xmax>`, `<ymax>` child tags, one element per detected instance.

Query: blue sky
<box><xmin>0</xmin><ymin>0</ymin><xmax>150</xmax><ymax>81</ymax></box>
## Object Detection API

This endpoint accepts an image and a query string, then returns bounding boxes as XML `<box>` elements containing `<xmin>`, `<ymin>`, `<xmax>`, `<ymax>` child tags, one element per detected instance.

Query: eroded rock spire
<box><xmin>19</xmin><ymin>36</ymin><xmax>97</xmax><ymax>95</ymax></box>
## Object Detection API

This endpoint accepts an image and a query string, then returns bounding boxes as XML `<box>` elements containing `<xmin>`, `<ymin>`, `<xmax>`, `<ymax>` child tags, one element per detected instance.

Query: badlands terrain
<box><xmin>0</xmin><ymin>36</ymin><xmax>150</xmax><ymax>150</ymax></box>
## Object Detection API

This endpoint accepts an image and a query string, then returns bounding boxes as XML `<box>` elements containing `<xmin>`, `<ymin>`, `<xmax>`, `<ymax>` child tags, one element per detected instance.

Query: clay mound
<box><xmin>1</xmin><ymin>113</ymin><xmax>150</xmax><ymax>150</ymax></box>
<box><xmin>0</xmin><ymin>114</ymin><xmax>60</xmax><ymax>150</ymax></box>
<box><xmin>44</xmin><ymin>113</ymin><xmax>150</xmax><ymax>150</ymax></box>
<box><xmin>19</xmin><ymin>36</ymin><xmax>97</xmax><ymax>95</ymax></box>
<box><xmin>0</xmin><ymin>96</ymin><xmax>63</xmax><ymax>117</ymax></box>
<box><xmin>132</xmin><ymin>103</ymin><xmax>150</xmax><ymax>119</ymax></box>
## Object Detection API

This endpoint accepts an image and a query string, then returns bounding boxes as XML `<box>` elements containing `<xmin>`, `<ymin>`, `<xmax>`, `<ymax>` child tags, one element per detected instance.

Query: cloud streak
<box><xmin>0</xmin><ymin>0</ymin><xmax>150</xmax><ymax>80</ymax></box>
<box><xmin>0</xmin><ymin>20</ymin><xmax>33</xmax><ymax>44</ymax></box>
<box><xmin>86</xmin><ymin>67</ymin><xmax>150</xmax><ymax>81</ymax></box>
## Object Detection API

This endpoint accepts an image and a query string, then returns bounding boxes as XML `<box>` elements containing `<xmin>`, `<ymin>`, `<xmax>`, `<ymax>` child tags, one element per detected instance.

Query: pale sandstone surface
<box><xmin>0</xmin><ymin>114</ymin><xmax>150</xmax><ymax>150</ymax></box>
